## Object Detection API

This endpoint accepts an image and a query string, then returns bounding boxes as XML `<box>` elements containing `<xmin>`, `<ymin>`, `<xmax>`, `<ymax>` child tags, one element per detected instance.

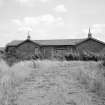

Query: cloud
<box><xmin>93</xmin><ymin>24</ymin><xmax>105</xmax><ymax>28</ymax></box>
<box><xmin>54</xmin><ymin>4</ymin><xmax>68</xmax><ymax>13</ymax></box>
<box><xmin>12</xmin><ymin>19</ymin><xmax>22</xmax><ymax>26</ymax></box>
<box><xmin>16</xmin><ymin>0</ymin><xmax>31</xmax><ymax>3</ymax></box>
<box><xmin>12</xmin><ymin>14</ymin><xmax>64</xmax><ymax>33</ymax></box>
<box><xmin>40</xmin><ymin>0</ymin><xmax>49</xmax><ymax>2</ymax></box>
<box><xmin>16</xmin><ymin>0</ymin><xmax>34</xmax><ymax>6</ymax></box>
<box><xmin>92</xmin><ymin>24</ymin><xmax>105</xmax><ymax>34</ymax></box>
<box><xmin>83</xmin><ymin>24</ymin><xmax>105</xmax><ymax>34</ymax></box>
<box><xmin>16</xmin><ymin>0</ymin><xmax>50</xmax><ymax>5</ymax></box>
<box><xmin>0</xmin><ymin>0</ymin><xmax>4</xmax><ymax>7</ymax></box>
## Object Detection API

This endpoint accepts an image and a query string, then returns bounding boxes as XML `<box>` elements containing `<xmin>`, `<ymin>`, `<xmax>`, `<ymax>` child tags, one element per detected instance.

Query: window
<box><xmin>35</xmin><ymin>47</ymin><xmax>39</xmax><ymax>55</ymax></box>
<box><xmin>56</xmin><ymin>48</ymin><xmax>65</xmax><ymax>55</ymax></box>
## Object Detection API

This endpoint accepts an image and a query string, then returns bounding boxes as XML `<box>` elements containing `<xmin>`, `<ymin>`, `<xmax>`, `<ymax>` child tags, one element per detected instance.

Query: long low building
<box><xmin>5</xmin><ymin>30</ymin><xmax>105</xmax><ymax>60</ymax></box>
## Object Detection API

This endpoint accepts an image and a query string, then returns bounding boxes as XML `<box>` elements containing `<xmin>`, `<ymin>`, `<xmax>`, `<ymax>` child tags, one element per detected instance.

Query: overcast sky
<box><xmin>0</xmin><ymin>0</ymin><xmax>105</xmax><ymax>46</ymax></box>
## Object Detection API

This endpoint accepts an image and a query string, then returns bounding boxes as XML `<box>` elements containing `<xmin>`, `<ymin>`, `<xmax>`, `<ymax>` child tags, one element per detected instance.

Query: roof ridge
<box><xmin>33</xmin><ymin>38</ymin><xmax>86</xmax><ymax>41</ymax></box>
<box><xmin>7</xmin><ymin>37</ymin><xmax>105</xmax><ymax>46</ymax></box>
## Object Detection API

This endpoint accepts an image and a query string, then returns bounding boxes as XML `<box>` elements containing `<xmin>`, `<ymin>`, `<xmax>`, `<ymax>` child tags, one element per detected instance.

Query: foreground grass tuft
<box><xmin>0</xmin><ymin>60</ymin><xmax>104</xmax><ymax>105</ymax></box>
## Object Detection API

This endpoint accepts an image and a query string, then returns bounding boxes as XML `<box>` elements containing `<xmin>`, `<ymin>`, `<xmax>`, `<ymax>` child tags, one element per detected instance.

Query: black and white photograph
<box><xmin>0</xmin><ymin>0</ymin><xmax>105</xmax><ymax>105</ymax></box>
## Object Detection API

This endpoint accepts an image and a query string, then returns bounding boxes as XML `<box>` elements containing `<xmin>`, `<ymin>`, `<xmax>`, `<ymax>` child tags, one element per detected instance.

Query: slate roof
<box><xmin>0</xmin><ymin>47</ymin><xmax>5</xmax><ymax>52</ymax></box>
<box><xmin>7</xmin><ymin>40</ymin><xmax>23</xmax><ymax>46</ymax></box>
<box><xmin>34</xmin><ymin>39</ymin><xmax>87</xmax><ymax>46</ymax></box>
<box><xmin>7</xmin><ymin>38</ymin><xmax>87</xmax><ymax>46</ymax></box>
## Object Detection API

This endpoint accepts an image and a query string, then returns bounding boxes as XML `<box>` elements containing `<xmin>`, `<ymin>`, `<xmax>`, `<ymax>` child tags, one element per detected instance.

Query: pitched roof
<box><xmin>0</xmin><ymin>47</ymin><xmax>5</xmax><ymax>52</ymax></box>
<box><xmin>34</xmin><ymin>39</ymin><xmax>87</xmax><ymax>45</ymax></box>
<box><xmin>7</xmin><ymin>40</ymin><xmax>23</xmax><ymax>46</ymax></box>
<box><xmin>7</xmin><ymin>38</ymin><xmax>87</xmax><ymax>46</ymax></box>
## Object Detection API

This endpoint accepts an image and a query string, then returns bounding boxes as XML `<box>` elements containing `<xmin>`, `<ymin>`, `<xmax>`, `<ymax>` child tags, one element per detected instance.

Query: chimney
<box><xmin>88</xmin><ymin>27</ymin><xmax>92</xmax><ymax>38</ymax></box>
<box><xmin>27</xmin><ymin>31</ymin><xmax>31</xmax><ymax>40</ymax></box>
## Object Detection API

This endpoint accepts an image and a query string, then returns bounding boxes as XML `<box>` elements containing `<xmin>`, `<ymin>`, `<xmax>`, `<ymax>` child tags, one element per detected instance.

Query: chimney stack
<box><xmin>27</xmin><ymin>31</ymin><xmax>31</xmax><ymax>40</ymax></box>
<box><xmin>88</xmin><ymin>27</ymin><xmax>92</xmax><ymax>38</ymax></box>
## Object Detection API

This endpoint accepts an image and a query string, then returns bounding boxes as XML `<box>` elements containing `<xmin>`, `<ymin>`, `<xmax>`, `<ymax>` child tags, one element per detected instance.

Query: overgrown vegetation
<box><xmin>64</xmin><ymin>49</ymin><xmax>105</xmax><ymax>61</ymax></box>
<box><xmin>2</xmin><ymin>47</ymin><xmax>105</xmax><ymax>66</ymax></box>
<box><xmin>0</xmin><ymin>60</ymin><xmax>104</xmax><ymax>105</ymax></box>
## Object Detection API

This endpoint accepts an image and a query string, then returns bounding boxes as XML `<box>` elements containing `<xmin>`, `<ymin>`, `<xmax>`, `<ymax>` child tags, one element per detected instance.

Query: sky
<box><xmin>0</xmin><ymin>0</ymin><xmax>105</xmax><ymax>46</ymax></box>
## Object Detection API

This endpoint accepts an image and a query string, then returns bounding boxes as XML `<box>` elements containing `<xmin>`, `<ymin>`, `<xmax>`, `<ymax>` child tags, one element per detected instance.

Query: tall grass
<box><xmin>0</xmin><ymin>60</ymin><xmax>33</xmax><ymax>105</ymax></box>
<box><xmin>0</xmin><ymin>60</ymin><xmax>105</xmax><ymax>105</ymax></box>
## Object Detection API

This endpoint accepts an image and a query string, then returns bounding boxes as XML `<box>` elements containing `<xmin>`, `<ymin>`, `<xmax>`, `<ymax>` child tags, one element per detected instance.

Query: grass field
<box><xmin>0</xmin><ymin>60</ymin><xmax>105</xmax><ymax>105</ymax></box>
